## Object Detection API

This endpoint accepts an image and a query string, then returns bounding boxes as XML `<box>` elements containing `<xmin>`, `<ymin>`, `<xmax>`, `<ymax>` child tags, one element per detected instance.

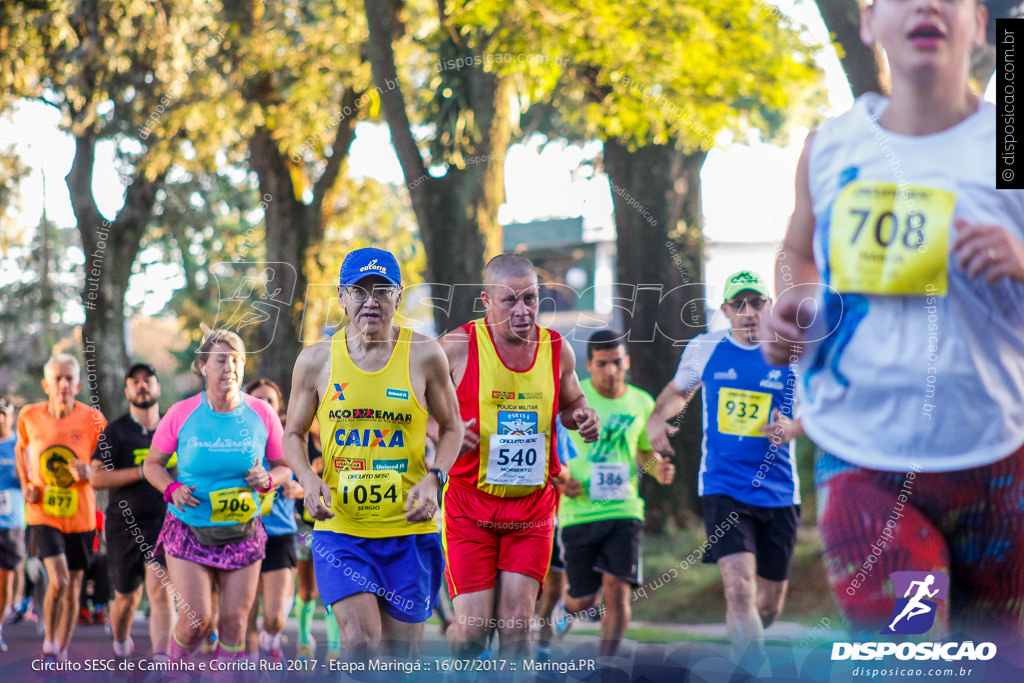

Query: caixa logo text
<box><xmin>831</xmin><ymin>641</ymin><xmax>996</xmax><ymax>662</ymax></box>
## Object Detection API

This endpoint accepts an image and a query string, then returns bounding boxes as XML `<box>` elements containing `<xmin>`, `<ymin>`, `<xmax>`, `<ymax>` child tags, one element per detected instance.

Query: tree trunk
<box><xmin>68</xmin><ymin>131</ymin><xmax>163</xmax><ymax>416</ymax></box>
<box><xmin>815</xmin><ymin>0</ymin><xmax>886</xmax><ymax>97</ymax></box>
<box><xmin>604</xmin><ymin>138</ymin><xmax>708</xmax><ymax>530</ymax></box>
<box><xmin>364</xmin><ymin>0</ymin><xmax>511</xmax><ymax>334</ymax></box>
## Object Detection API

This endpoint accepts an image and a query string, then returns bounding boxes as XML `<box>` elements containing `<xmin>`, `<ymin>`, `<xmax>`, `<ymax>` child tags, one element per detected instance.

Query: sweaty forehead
<box><xmin>486</xmin><ymin>275</ymin><xmax>538</xmax><ymax>297</ymax></box>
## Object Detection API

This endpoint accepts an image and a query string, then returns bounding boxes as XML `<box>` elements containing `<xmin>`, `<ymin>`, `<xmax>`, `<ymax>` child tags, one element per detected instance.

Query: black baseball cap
<box><xmin>125</xmin><ymin>363</ymin><xmax>158</xmax><ymax>381</ymax></box>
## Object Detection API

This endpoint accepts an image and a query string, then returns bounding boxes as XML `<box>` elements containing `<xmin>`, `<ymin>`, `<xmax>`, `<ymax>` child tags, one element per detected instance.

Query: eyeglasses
<box><xmin>345</xmin><ymin>286</ymin><xmax>399</xmax><ymax>303</ymax></box>
<box><xmin>725</xmin><ymin>297</ymin><xmax>768</xmax><ymax>311</ymax></box>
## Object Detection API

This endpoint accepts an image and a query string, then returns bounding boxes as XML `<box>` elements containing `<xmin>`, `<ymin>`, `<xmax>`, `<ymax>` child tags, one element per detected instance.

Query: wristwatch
<box><xmin>429</xmin><ymin>468</ymin><xmax>448</xmax><ymax>487</ymax></box>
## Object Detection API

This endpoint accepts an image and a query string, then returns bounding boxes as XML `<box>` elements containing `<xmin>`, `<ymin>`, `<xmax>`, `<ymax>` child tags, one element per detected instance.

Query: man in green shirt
<box><xmin>558</xmin><ymin>330</ymin><xmax>674</xmax><ymax>657</ymax></box>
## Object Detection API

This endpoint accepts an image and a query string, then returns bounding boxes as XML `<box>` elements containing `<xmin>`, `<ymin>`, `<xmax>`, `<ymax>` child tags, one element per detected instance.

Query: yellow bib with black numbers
<box><xmin>718</xmin><ymin>388</ymin><xmax>772</xmax><ymax>437</ymax></box>
<box><xmin>42</xmin><ymin>486</ymin><xmax>77</xmax><ymax>518</ymax></box>
<box><xmin>336</xmin><ymin>470</ymin><xmax>403</xmax><ymax>521</ymax></box>
<box><xmin>209</xmin><ymin>487</ymin><xmax>258</xmax><ymax>523</ymax></box>
<box><xmin>259</xmin><ymin>490</ymin><xmax>276</xmax><ymax>516</ymax></box>
<box><xmin>134</xmin><ymin>448</ymin><xmax>177</xmax><ymax>468</ymax></box>
<box><xmin>828</xmin><ymin>181</ymin><xmax>954</xmax><ymax>296</ymax></box>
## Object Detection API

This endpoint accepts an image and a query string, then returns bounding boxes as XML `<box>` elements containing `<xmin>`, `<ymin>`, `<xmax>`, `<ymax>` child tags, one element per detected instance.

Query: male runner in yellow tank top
<box><xmin>283</xmin><ymin>248</ymin><xmax>464</xmax><ymax>658</ymax></box>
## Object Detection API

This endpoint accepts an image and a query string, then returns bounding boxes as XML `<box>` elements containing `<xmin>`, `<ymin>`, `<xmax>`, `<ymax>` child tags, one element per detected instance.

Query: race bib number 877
<box><xmin>828</xmin><ymin>181</ymin><xmax>954</xmax><ymax>296</ymax></box>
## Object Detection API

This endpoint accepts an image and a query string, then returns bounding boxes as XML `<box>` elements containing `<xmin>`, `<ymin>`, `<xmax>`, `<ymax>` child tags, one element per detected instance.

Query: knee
<box><xmin>448</xmin><ymin>621</ymin><xmax>488</xmax><ymax>658</ymax></box>
<box><xmin>723</xmin><ymin>576</ymin><xmax>756</xmax><ymax>610</ymax></box>
<box><xmin>49</xmin><ymin>570</ymin><xmax>72</xmax><ymax>593</ymax></box>
<box><xmin>496</xmin><ymin>602</ymin><xmax>532</xmax><ymax>634</ymax></box>
<box><xmin>181</xmin><ymin>613</ymin><xmax>214</xmax><ymax>640</ymax></box>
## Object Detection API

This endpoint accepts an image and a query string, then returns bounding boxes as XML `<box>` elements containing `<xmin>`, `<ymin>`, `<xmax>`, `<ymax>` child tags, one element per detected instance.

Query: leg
<box><xmin>213</xmin><ymin>562</ymin><xmax>262</xmax><ymax>651</ymax></box>
<box><xmin>380</xmin><ymin>609</ymin><xmax>424</xmax><ymax>658</ymax></box>
<box><xmin>165</xmin><ymin>556</ymin><xmax>215</xmax><ymax>649</ymax></box>
<box><xmin>449</xmin><ymin>589</ymin><xmax>495</xmax><ymax>658</ymax></box>
<box><xmin>41</xmin><ymin>554</ymin><xmax>70</xmax><ymax>649</ymax></box>
<box><xmin>495</xmin><ymin>571</ymin><xmax>540</xmax><ymax>659</ymax></box>
<box><xmin>598</xmin><ymin>574</ymin><xmax>631</xmax><ymax>657</ymax></box>
<box><xmin>244</xmin><ymin>577</ymin><xmax>261</xmax><ymax>655</ymax></box>
<box><xmin>755</xmin><ymin>577</ymin><xmax>787</xmax><ymax>629</ymax></box>
<box><xmin>260</xmin><ymin>568</ymin><xmax>294</xmax><ymax>636</ymax></box>
<box><xmin>330</xmin><ymin>592</ymin><xmax>383</xmax><ymax>658</ymax></box>
<box><xmin>110</xmin><ymin>585</ymin><xmax>144</xmax><ymax>644</ymax></box>
<box><xmin>536</xmin><ymin>568</ymin><xmax>566</xmax><ymax>648</ymax></box>
<box><xmin>57</xmin><ymin>569</ymin><xmax>84</xmax><ymax>652</ymax></box>
<box><xmin>717</xmin><ymin>553</ymin><xmax>763</xmax><ymax>658</ymax></box>
<box><xmin>144</xmin><ymin>562</ymin><xmax>175</xmax><ymax>656</ymax></box>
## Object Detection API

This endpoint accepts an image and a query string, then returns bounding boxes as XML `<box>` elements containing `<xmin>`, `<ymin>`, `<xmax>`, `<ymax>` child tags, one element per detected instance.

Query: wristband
<box><xmin>163</xmin><ymin>481</ymin><xmax>185</xmax><ymax>503</ymax></box>
<box><xmin>254</xmin><ymin>476</ymin><xmax>274</xmax><ymax>494</ymax></box>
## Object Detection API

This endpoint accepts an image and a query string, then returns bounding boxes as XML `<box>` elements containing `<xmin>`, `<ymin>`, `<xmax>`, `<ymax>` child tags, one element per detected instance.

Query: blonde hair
<box><xmin>191</xmin><ymin>329</ymin><xmax>246</xmax><ymax>378</ymax></box>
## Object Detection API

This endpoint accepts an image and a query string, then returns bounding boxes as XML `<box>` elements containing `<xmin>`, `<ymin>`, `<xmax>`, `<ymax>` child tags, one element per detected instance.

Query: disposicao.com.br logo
<box><xmin>831</xmin><ymin>571</ymin><xmax>997</xmax><ymax>662</ymax></box>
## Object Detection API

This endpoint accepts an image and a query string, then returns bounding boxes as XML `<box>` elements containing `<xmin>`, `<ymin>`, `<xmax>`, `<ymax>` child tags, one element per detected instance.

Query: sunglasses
<box><xmin>725</xmin><ymin>297</ymin><xmax>768</xmax><ymax>311</ymax></box>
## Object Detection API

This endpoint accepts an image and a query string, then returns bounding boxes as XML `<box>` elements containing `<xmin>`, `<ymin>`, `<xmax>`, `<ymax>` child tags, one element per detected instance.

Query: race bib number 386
<box><xmin>828</xmin><ymin>181</ymin><xmax>954</xmax><ymax>296</ymax></box>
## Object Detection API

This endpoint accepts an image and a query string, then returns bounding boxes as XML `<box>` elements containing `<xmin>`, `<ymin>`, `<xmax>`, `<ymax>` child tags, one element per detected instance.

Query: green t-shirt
<box><xmin>560</xmin><ymin>380</ymin><xmax>655</xmax><ymax>527</ymax></box>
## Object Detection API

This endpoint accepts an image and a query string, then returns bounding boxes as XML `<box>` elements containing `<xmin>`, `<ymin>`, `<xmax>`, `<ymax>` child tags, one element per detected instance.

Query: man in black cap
<box><xmin>89</xmin><ymin>363</ymin><xmax>175</xmax><ymax>661</ymax></box>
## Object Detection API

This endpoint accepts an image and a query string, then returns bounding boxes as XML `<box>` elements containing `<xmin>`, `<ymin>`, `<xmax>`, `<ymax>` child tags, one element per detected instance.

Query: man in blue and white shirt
<box><xmin>647</xmin><ymin>271</ymin><xmax>802</xmax><ymax>666</ymax></box>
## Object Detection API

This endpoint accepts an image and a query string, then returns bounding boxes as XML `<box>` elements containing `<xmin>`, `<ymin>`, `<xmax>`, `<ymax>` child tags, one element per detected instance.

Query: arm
<box><xmin>15</xmin><ymin>420</ymin><xmax>39</xmax><ymax>504</ymax></box>
<box><xmin>646</xmin><ymin>382</ymin><xmax>697</xmax><ymax>456</ymax></box>
<box><xmin>438</xmin><ymin>329</ymin><xmax>479</xmax><ymax>455</ymax></box>
<box><xmin>405</xmin><ymin>339</ymin><xmax>464</xmax><ymax>522</ymax></box>
<box><xmin>144</xmin><ymin>444</ymin><xmax>198</xmax><ymax>510</ymax></box>
<box><xmin>556</xmin><ymin>342</ymin><xmax>599</xmax><ymax>442</ymax></box>
<box><xmin>90</xmin><ymin>460</ymin><xmax>146</xmax><ymax>489</ymax></box>
<box><xmin>283</xmin><ymin>343</ymin><xmax>334</xmax><ymax>520</ymax></box>
<box><xmin>763</xmin><ymin>133</ymin><xmax>819</xmax><ymax>366</ymax></box>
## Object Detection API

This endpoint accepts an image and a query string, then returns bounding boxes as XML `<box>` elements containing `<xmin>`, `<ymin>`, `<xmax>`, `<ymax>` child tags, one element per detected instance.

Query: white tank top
<box><xmin>799</xmin><ymin>93</ymin><xmax>1024</xmax><ymax>472</ymax></box>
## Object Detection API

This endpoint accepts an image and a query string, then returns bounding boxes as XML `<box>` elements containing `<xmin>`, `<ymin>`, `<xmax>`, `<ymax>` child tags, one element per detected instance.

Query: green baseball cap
<box><xmin>723</xmin><ymin>270</ymin><xmax>769</xmax><ymax>302</ymax></box>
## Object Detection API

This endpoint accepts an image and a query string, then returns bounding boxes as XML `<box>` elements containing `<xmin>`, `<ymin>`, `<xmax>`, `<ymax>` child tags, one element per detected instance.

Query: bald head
<box><xmin>484</xmin><ymin>254</ymin><xmax>537</xmax><ymax>289</ymax></box>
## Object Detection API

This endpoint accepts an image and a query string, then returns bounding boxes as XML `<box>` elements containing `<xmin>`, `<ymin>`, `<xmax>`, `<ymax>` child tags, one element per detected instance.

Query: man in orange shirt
<box><xmin>16</xmin><ymin>353</ymin><xmax>106</xmax><ymax>662</ymax></box>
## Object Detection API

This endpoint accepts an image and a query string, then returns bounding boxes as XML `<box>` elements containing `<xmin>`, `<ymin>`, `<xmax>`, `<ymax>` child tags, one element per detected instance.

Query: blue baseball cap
<box><xmin>339</xmin><ymin>248</ymin><xmax>402</xmax><ymax>288</ymax></box>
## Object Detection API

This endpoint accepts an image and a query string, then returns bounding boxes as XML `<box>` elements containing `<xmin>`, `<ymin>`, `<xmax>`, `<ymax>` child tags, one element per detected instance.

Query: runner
<box><xmin>143</xmin><ymin>329</ymin><xmax>291</xmax><ymax>666</ymax></box>
<box><xmin>284</xmin><ymin>247</ymin><xmax>463</xmax><ymax>658</ymax></box>
<box><xmin>440</xmin><ymin>253</ymin><xmax>599</xmax><ymax>658</ymax></box>
<box><xmin>648</xmin><ymin>272</ymin><xmax>802</xmax><ymax>667</ymax></box>
<box><xmin>243</xmin><ymin>378</ymin><xmax>300</xmax><ymax>663</ymax></box>
<box><xmin>0</xmin><ymin>395</ymin><xmax>24</xmax><ymax>652</ymax></box>
<box><xmin>89</xmin><ymin>363</ymin><xmax>175</xmax><ymax>660</ymax></box>
<box><xmin>534</xmin><ymin>421</ymin><xmax>578</xmax><ymax>661</ymax></box>
<box><xmin>15</xmin><ymin>353</ymin><xmax>107</xmax><ymax>662</ymax></box>
<box><xmin>762</xmin><ymin>0</ymin><xmax>1024</xmax><ymax>641</ymax></box>
<box><xmin>556</xmin><ymin>330</ymin><xmax>675</xmax><ymax>658</ymax></box>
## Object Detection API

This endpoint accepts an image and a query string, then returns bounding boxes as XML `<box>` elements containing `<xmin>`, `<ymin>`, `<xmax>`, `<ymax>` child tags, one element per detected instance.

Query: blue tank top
<box><xmin>0</xmin><ymin>436</ymin><xmax>24</xmax><ymax>529</ymax></box>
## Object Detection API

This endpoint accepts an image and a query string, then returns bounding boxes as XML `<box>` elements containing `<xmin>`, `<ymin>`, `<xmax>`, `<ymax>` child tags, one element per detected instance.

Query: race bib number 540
<box><xmin>486</xmin><ymin>433</ymin><xmax>546</xmax><ymax>487</ymax></box>
<box><xmin>828</xmin><ymin>181</ymin><xmax>954</xmax><ymax>296</ymax></box>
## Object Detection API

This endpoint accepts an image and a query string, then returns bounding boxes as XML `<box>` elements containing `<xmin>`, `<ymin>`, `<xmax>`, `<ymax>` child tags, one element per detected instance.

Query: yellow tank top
<box><xmin>315</xmin><ymin>327</ymin><xmax>434</xmax><ymax>537</ymax></box>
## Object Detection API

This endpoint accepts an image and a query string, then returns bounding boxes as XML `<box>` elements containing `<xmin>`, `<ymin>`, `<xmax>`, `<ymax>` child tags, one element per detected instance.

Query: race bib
<box><xmin>589</xmin><ymin>462</ymin><xmax>630</xmax><ymax>501</ymax></box>
<box><xmin>260</xmin><ymin>490</ymin><xmax>276</xmax><ymax>516</ymax></box>
<box><xmin>718</xmin><ymin>388</ymin><xmax>772</xmax><ymax>437</ymax></box>
<box><xmin>828</xmin><ymin>181</ymin><xmax>954</xmax><ymax>296</ymax></box>
<box><xmin>485</xmin><ymin>433</ymin><xmax>546</xmax><ymax>487</ymax></box>
<box><xmin>209</xmin><ymin>487</ymin><xmax>258</xmax><ymax>524</ymax></box>
<box><xmin>336</xmin><ymin>470</ymin><xmax>402</xmax><ymax>521</ymax></box>
<box><xmin>42</xmin><ymin>486</ymin><xmax>77</xmax><ymax>518</ymax></box>
<box><xmin>0</xmin><ymin>490</ymin><xmax>14</xmax><ymax>516</ymax></box>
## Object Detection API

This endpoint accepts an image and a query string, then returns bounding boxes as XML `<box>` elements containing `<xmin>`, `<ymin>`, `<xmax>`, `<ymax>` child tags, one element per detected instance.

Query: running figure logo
<box><xmin>883</xmin><ymin>571</ymin><xmax>949</xmax><ymax>634</ymax></box>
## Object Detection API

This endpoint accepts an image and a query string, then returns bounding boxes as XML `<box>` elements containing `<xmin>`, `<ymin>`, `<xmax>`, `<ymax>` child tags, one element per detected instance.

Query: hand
<box><xmin>23</xmin><ymin>486</ymin><xmax>40</xmax><ymax>504</ymax></box>
<box><xmin>404</xmin><ymin>475</ymin><xmax>439</xmax><ymax>522</ymax></box>
<box><xmin>573</xmin><ymin>407</ymin><xmax>600</xmax><ymax>442</ymax></box>
<box><xmin>459</xmin><ymin>418</ymin><xmax>479</xmax><ymax>456</ymax></box>
<box><xmin>760</xmin><ymin>293</ymin><xmax>807</xmax><ymax>367</ymax></box>
<box><xmin>300</xmin><ymin>472</ymin><xmax>334</xmax><ymax>521</ymax></box>
<box><xmin>282</xmin><ymin>479</ymin><xmax>304</xmax><ymax>499</ymax></box>
<box><xmin>245</xmin><ymin>465</ymin><xmax>272</xmax><ymax>491</ymax></box>
<box><xmin>647</xmin><ymin>419</ymin><xmax>678</xmax><ymax>456</ymax></box>
<box><xmin>559</xmin><ymin>477</ymin><xmax>583</xmax><ymax>498</ymax></box>
<box><xmin>952</xmin><ymin>219</ymin><xmax>1024</xmax><ymax>283</ymax></box>
<box><xmin>654</xmin><ymin>453</ymin><xmax>675</xmax><ymax>485</ymax></box>
<box><xmin>757</xmin><ymin>409</ymin><xmax>801</xmax><ymax>445</ymax></box>
<box><xmin>171</xmin><ymin>485</ymin><xmax>200</xmax><ymax>510</ymax></box>
<box><xmin>69</xmin><ymin>460</ymin><xmax>90</xmax><ymax>482</ymax></box>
